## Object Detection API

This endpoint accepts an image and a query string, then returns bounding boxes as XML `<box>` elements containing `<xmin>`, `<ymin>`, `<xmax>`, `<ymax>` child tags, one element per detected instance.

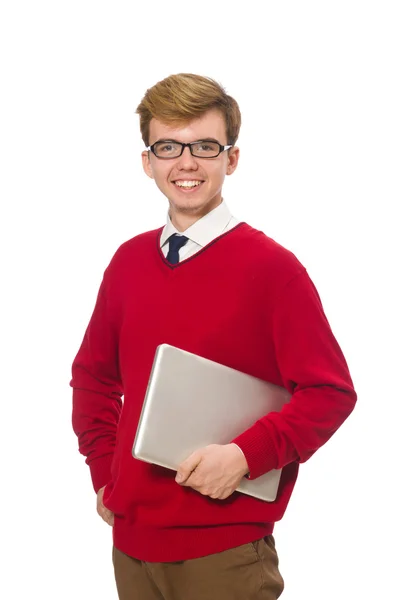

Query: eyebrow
<box><xmin>154</xmin><ymin>138</ymin><xmax>221</xmax><ymax>144</ymax></box>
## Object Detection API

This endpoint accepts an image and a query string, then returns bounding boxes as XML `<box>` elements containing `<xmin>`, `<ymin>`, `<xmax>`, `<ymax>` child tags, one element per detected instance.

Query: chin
<box><xmin>170</xmin><ymin>194</ymin><xmax>207</xmax><ymax>209</ymax></box>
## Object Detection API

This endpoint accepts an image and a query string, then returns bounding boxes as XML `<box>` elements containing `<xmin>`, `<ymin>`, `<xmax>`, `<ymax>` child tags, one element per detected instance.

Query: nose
<box><xmin>176</xmin><ymin>145</ymin><xmax>198</xmax><ymax>170</ymax></box>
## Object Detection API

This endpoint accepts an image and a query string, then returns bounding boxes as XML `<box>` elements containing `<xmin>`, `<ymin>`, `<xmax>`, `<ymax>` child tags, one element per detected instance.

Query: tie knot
<box><xmin>168</xmin><ymin>234</ymin><xmax>189</xmax><ymax>253</ymax></box>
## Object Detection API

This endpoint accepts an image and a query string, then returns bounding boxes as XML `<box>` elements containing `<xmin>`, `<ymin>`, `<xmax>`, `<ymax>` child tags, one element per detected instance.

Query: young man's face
<box><xmin>142</xmin><ymin>109</ymin><xmax>239</xmax><ymax>221</ymax></box>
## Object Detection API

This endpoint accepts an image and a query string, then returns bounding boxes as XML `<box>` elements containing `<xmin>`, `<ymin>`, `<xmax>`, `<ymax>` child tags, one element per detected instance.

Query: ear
<box><xmin>226</xmin><ymin>146</ymin><xmax>240</xmax><ymax>175</ymax></box>
<box><xmin>142</xmin><ymin>150</ymin><xmax>154</xmax><ymax>179</ymax></box>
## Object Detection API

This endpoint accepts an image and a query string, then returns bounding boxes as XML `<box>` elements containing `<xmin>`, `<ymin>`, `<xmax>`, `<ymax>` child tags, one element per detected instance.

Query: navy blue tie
<box><xmin>166</xmin><ymin>234</ymin><xmax>189</xmax><ymax>264</ymax></box>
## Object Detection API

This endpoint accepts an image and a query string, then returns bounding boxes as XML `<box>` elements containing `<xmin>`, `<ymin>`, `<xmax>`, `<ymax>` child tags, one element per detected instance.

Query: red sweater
<box><xmin>71</xmin><ymin>223</ymin><xmax>356</xmax><ymax>561</ymax></box>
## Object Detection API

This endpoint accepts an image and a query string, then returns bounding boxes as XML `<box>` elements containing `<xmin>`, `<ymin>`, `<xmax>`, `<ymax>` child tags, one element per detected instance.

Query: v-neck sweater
<box><xmin>71</xmin><ymin>222</ymin><xmax>356</xmax><ymax>562</ymax></box>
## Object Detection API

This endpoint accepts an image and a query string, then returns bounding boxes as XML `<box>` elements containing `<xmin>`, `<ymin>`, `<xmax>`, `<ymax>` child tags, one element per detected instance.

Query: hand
<box><xmin>175</xmin><ymin>444</ymin><xmax>249</xmax><ymax>500</ymax></box>
<box><xmin>97</xmin><ymin>485</ymin><xmax>114</xmax><ymax>526</ymax></box>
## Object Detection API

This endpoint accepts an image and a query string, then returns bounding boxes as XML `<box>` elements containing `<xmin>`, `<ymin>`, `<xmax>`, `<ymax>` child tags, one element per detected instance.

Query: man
<box><xmin>71</xmin><ymin>73</ymin><xmax>356</xmax><ymax>600</ymax></box>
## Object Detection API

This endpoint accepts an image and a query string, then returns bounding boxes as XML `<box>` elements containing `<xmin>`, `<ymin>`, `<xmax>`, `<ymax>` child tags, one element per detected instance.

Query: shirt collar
<box><xmin>160</xmin><ymin>201</ymin><xmax>233</xmax><ymax>248</ymax></box>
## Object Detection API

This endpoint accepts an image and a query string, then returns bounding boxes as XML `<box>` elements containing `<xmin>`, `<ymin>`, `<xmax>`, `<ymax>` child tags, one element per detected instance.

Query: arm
<box><xmin>232</xmin><ymin>270</ymin><xmax>357</xmax><ymax>480</ymax></box>
<box><xmin>70</xmin><ymin>269</ymin><xmax>123</xmax><ymax>493</ymax></box>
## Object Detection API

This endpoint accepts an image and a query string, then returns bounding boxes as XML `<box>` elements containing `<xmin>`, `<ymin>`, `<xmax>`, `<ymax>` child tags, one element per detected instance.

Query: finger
<box><xmin>176</xmin><ymin>451</ymin><xmax>202</xmax><ymax>484</ymax></box>
<box><xmin>98</xmin><ymin>505</ymin><xmax>112</xmax><ymax>520</ymax></box>
<box><xmin>102</xmin><ymin>508</ymin><xmax>114</xmax><ymax>526</ymax></box>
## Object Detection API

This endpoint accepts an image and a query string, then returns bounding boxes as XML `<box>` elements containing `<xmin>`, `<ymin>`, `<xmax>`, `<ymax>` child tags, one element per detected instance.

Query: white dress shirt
<box><xmin>160</xmin><ymin>201</ymin><xmax>240</xmax><ymax>261</ymax></box>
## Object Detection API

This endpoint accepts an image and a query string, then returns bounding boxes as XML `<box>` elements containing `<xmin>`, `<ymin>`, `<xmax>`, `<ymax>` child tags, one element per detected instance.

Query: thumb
<box><xmin>176</xmin><ymin>451</ymin><xmax>201</xmax><ymax>484</ymax></box>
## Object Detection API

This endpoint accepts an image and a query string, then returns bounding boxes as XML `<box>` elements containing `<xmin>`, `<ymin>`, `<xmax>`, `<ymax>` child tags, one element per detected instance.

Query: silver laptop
<box><xmin>132</xmin><ymin>344</ymin><xmax>291</xmax><ymax>501</ymax></box>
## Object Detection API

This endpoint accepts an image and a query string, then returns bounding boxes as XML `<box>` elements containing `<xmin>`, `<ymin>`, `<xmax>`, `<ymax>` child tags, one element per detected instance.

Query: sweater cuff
<box><xmin>89</xmin><ymin>453</ymin><xmax>114</xmax><ymax>493</ymax></box>
<box><xmin>231</xmin><ymin>421</ymin><xmax>279</xmax><ymax>480</ymax></box>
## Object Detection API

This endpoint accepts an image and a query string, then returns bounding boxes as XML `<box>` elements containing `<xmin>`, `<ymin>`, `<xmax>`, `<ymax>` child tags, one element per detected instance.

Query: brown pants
<box><xmin>112</xmin><ymin>536</ymin><xmax>284</xmax><ymax>600</ymax></box>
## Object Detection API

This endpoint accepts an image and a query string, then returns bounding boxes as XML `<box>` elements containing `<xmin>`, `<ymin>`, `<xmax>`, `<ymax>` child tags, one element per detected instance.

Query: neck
<box><xmin>169</xmin><ymin>197</ymin><xmax>223</xmax><ymax>232</ymax></box>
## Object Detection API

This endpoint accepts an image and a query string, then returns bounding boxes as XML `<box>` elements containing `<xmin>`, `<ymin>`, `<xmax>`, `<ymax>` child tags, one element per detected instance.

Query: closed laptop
<box><xmin>132</xmin><ymin>344</ymin><xmax>290</xmax><ymax>501</ymax></box>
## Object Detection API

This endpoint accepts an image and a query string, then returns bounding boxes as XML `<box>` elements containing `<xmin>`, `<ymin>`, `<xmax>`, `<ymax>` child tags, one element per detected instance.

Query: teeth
<box><xmin>174</xmin><ymin>180</ymin><xmax>202</xmax><ymax>188</ymax></box>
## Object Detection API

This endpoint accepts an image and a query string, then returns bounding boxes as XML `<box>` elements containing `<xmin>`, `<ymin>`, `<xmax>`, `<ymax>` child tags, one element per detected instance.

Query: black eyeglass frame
<box><xmin>146</xmin><ymin>140</ymin><xmax>233</xmax><ymax>159</ymax></box>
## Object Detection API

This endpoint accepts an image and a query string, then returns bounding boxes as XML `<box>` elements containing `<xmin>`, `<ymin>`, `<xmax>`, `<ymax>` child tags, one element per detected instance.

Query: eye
<box><xmin>158</xmin><ymin>143</ymin><xmax>177</xmax><ymax>152</ymax></box>
<box><xmin>192</xmin><ymin>141</ymin><xmax>220</xmax><ymax>156</ymax></box>
<box><xmin>198</xmin><ymin>143</ymin><xmax>217</xmax><ymax>151</ymax></box>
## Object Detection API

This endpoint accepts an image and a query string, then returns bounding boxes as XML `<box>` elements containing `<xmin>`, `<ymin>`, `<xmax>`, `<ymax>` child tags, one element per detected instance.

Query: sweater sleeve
<box><xmin>232</xmin><ymin>270</ymin><xmax>357</xmax><ymax>480</ymax></box>
<box><xmin>70</xmin><ymin>269</ymin><xmax>123</xmax><ymax>493</ymax></box>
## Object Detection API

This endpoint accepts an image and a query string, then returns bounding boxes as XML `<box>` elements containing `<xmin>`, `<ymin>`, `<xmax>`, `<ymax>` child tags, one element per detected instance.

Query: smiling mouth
<box><xmin>172</xmin><ymin>180</ymin><xmax>204</xmax><ymax>191</ymax></box>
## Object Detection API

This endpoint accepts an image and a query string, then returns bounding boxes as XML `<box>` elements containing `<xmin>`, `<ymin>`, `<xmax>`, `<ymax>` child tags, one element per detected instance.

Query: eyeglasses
<box><xmin>147</xmin><ymin>140</ymin><xmax>233</xmax><ymax>159</ymax></box>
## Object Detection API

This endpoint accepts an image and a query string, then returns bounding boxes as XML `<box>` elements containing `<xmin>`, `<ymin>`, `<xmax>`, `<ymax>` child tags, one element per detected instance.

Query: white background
<box><xmin>1</xmin><ymin>1</ymin><xmax>396</xmax><ymax>599</ymax></box>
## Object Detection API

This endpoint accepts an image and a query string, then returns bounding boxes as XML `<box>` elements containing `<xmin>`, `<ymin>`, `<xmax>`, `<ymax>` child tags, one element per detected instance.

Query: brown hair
<box><xmin>136</xmin><ymin>73</ymin><xmax>241</xmax><ymax>147</ymax></box>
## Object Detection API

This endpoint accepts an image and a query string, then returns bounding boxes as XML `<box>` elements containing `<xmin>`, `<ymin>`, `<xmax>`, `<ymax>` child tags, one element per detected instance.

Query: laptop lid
<box><xmin>132</xmin><ymin>344</ymin><xmax>291</xmax><ymax>502</ymax></box>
